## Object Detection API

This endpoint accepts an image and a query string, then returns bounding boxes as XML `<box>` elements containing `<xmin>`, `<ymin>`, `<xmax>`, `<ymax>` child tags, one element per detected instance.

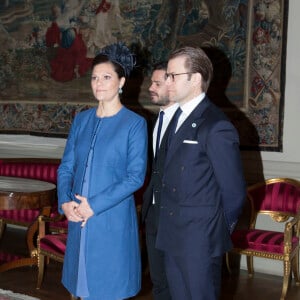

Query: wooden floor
<box><xmin>0</xmin><ymin>227</ymin><xmax>300</xmax><ymax>300</ymax></box>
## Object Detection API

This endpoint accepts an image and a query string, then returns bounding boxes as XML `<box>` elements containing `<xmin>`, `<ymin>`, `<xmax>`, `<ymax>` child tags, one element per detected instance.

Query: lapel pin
<box><xmin>192</xmin><ymin>123</ymin><xmax>196</xmax><ymax>128</ymax></box>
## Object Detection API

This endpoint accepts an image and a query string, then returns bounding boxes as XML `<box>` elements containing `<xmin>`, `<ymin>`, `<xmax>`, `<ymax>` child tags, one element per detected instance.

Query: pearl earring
<box><xmin>119</xmin><ymin>87</ymin><xmax>123</xmax><ymax>94</ymax></box>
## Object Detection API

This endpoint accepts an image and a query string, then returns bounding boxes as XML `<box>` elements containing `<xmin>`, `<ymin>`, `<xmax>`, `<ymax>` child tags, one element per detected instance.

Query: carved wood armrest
<box><xmin>283</xmin><ymin>214</ymin><xmax>300</xmax><ymax>252</ymax></box>
<box><xmin>38</xmin><ymin>214</ymin><xmax>67</xmax><ymax>238</ymax></box>
<box><xmin>39</xmin><ymin>214</ymin><xmax>66</xmax><ymax>223</ymax></box>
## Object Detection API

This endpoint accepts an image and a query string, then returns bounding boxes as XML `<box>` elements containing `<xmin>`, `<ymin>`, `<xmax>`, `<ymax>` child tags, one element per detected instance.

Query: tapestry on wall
<box><xmin>0</xmin><ymin>0</ymin><xmax>288</xmax><ymax>151</ymax></box>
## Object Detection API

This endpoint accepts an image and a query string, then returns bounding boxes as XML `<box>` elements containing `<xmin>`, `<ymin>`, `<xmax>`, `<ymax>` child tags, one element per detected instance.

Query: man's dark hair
<box><xmin>152</xmin><ymin>61</ymin><xmax>168</xmax><ymax>72</ymax></box>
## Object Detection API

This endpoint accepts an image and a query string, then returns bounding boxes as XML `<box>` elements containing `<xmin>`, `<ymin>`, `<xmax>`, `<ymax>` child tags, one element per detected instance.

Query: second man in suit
<box><xmin>142</xmin><ymin>62</ymin><xmax>178</xmax><ymax>300</ymax></box>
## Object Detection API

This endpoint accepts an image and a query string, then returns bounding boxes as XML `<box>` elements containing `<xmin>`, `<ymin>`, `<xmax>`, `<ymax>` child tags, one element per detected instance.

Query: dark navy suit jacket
<box><xmin>156</xmin><ymin>96</ymin><xmax>246</xmax><ymax>257</ymax></box>
<box><xmin>142</xmin><ymin>113</ymin><xmax>172</xmax><ymax>233</ymax></box>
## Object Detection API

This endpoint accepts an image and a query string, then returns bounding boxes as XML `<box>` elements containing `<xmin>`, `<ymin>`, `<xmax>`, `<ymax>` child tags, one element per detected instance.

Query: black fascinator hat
<box><xmin>97</xmin><ymin>42</ymin><xmax>136</xmax><ymax>77</ymax></box>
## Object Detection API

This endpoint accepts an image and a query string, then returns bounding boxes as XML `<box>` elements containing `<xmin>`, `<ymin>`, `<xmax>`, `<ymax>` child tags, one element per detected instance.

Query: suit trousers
<box><xmin>145</xmin><ymin>207</ymin><xmax>171</xmax><ymax>300</ymax></box>
<box><xmin>164</xmin><ymin>251</ymin><xmax>223</xmax><ymax>300</ymax></box>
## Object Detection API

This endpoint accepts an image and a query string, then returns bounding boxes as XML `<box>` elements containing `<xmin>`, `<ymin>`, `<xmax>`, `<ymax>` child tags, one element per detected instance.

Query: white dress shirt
<box><xmin>175</xmin><ymin>93</ymin><xmax>206</xmax><ymax>132</ymax></box>
<box><xmin>153</xmin><ymin>103</ymin><xmax>179</xmax><ymax>155</ymax></box>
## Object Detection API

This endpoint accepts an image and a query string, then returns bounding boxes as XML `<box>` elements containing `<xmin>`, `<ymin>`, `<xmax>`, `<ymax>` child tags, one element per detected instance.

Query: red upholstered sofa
<box><xmin>0</xmin><ymin>158</ymin><xmax>68</xmax><ymax>229</ymax></box>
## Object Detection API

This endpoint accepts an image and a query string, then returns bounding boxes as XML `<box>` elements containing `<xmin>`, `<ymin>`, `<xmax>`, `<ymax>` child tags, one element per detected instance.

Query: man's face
<box><xmin>149</xmin><ymin>69</ymin><xmax>170</xmax><ymax>106</ymax></box>
<box><xmin>166</xmin><ymin>56</ymin><xmax>195</xmax><ymax>105</ymax></box>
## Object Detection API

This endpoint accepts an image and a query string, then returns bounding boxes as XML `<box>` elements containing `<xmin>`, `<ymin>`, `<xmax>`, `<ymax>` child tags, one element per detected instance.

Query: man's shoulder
<box><xmin>199</xmin><ymin>97</ymin><xmax>229</xmax><ymax>121</ymax></box>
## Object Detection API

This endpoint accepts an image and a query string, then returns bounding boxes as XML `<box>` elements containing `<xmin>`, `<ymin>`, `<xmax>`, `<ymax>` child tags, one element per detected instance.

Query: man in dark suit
<box><xmin>156</xmin><ymin>46</ymin><xmax>246</xmax><ymax>300</ymax></box>
<box><xmin>142</xmin><ymin>62</ymin><xmax>178</xmax><ymax>300</ymax></box>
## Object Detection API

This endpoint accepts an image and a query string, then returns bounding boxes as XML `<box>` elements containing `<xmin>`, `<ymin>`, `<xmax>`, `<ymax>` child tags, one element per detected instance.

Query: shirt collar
<box><xmin>160</xmin><ymin>103</ymin><xmax>179</xmax><ymax>120</ymax></box>
<box><xmin>180</xmin><ymin>93</ymin><xmax>206</xmax><ymax>117</ymax></box>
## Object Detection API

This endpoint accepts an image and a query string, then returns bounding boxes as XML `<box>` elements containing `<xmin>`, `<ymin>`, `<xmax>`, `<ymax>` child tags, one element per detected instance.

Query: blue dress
<box><xmin>57</xmin><ymin>107</ymin><xmax>148</xmax><ymax>300</ymax></box>
<box><xmin>76</xmin><ymin>118</ymin><xmax>101</xmax><ymax>297</ymax></box>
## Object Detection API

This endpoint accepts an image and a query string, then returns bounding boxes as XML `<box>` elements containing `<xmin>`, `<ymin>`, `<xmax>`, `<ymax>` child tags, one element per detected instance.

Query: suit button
<box><xmin>181</xmin><ymin>166</ymin><xmax>185</xmax><ymax>171</ymax></box>
<box><xmin>172</xmin><ymin>188</ymin><xmax>176</xmax><ymax>192</ymax></box>
<box><xmin>169</xmin><ymin>211</ymin><xmax>174</xmax><ymax>216</ymax></box>
<box><xmin>162</xmin><ymin>183</ymin><xmax>165</xmax><ymax>187</ymax></box>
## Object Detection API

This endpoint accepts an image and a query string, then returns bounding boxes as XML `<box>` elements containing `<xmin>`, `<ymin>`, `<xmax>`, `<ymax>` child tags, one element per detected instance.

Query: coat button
<box><xmin>172</xmin><ymin>188</ymin><xmax>176</xmax><ymax>192</ymax></box>
<box><xmin>169</xmin><ymin>211</ymin><xmax>174</xmax><ymax>216</ymax></box>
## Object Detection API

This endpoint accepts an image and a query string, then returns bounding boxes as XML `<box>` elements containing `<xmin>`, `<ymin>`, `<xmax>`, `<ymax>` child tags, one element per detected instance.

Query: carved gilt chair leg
<box><xmin>225</xmin><ymin>252</ymin><xmax>232</xmax><ymax>274</ymax></box>
<box><xmin>246</xmin><ymin>256</ymin><xmax>254</xmax><ymax>277</ymax></box>
<box><xmin>280</xmin><ymin>261</ymin><xmax>291</xmax><ymax>300</ymax></box>
<box><xmin>36</xmin><ymin>253</ymin><xmax>45</xmax><ymax>289</ymax></box>
<box><xmin>292</xmin><ymin>251</ymin><xmax>300</xmax><ymax>285</ymax></box>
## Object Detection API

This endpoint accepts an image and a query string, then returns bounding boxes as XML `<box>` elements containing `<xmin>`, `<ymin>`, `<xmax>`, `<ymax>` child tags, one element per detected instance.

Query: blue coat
<box><xmin>57</xmin><ymin>107</ymin><xmax>148</xmax><ymax>300</ymax></box>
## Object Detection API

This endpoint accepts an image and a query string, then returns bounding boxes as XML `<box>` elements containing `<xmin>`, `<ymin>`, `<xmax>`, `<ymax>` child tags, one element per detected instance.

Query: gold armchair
<box><xmin>36</xmin><ymin>213</ymin><xmax>67</xmax><ymax>289</ymax></box>
<box><xmin>228</xmin><ymin>178</ymin><xmax>300</xmax><ymax>300</ymax></box>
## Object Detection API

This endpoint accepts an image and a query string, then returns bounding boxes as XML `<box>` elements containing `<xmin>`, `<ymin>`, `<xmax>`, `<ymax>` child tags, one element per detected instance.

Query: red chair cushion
<box><xmin>231</xmin><ymin>229</ymin><xmax>299</xmax><ymax>254</ymax></box>
<box><xmin>40</xmin><ymin>233</ymin><xmax>67</xmax><ymax>256</ymax></box>
<box><xmin>48</xmin><ymin>207</ymin><xmax>68</xmax><ymax>231</ymax></box>
<box><xmin>49</xmin><ymin>221</ymin><xmax>68</xmax><ymax>230</ymax></box>
<box><xmin>49</xmin><ymin>217</ymin><xmax>68</xmax><ymax>231</ymax></box>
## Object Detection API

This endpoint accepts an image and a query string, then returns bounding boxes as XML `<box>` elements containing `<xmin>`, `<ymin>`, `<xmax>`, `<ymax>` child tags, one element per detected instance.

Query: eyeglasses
<box><xmin>164</xmin><ymin>72</ymin><xmax>194</xmax><ymax>81</ymax></box>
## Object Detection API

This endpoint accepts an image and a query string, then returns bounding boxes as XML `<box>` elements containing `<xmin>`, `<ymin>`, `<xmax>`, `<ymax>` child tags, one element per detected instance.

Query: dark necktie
<box><xmin>155</xmin><ymin>111</ymin><xmax>164</xmax><ymax>157</ymax></box>
<box><xmin>168</xmin><ymin>107</ymin><xmax>182</xmax><ymax>147</ymax></box>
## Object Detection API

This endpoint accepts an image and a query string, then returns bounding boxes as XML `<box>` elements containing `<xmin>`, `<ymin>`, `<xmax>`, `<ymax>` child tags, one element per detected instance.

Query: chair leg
<box><xmin>36</xmin><ymin>253</ymin><xmax>45</xmax><ymax>289</ymax></box>
<box><xmin>225</xmin><ymin>252</ymin><xmax>232</xmax><ymax>274</ymax></box>
<box><xmin>292</xmin><ymin>250</ymin><xmax>300</xmax><ymax>285</ymax></box>
<box><xmin>246</xmin><ymin>256</ymin><xmax>254</xmax><ymax>277</ymax></box>
<box><xmin>0</xmin><ymin>219</ymin><xmax>6</xmax><ymax>240</ymax></box>
<box><xmin>280</xmin><ymin>261</ymin><xmax>291</xmax><ymax>300</ymax></box>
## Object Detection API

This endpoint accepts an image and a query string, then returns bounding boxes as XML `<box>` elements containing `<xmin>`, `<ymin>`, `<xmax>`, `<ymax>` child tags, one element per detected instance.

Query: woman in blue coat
<box><xmin>57</xmin><ymin>42</ymin><xmax>148</xmax><ymax>300</ymax></box>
